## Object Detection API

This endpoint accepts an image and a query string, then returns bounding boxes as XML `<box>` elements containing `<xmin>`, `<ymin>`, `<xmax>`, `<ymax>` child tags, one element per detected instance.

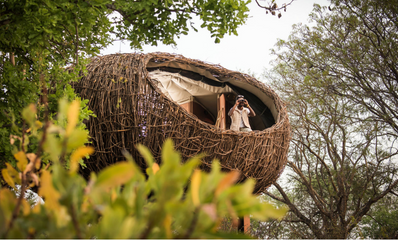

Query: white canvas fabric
<box><xmin>148</xmin><ymin>70</ymin><xmax>234</xmax><ymax>118</ymax></box>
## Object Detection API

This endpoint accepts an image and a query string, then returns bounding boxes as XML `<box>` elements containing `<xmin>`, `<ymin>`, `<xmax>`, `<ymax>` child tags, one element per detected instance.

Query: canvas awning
<box><xmin>148</xmin><ymin>70</ymin><xmax>234</xmax><ymax>120</ymax></box>
<box><xmin>147</xmin><ymin>61</ymin><xmax>277</xmax><ymax>129</ymax></box>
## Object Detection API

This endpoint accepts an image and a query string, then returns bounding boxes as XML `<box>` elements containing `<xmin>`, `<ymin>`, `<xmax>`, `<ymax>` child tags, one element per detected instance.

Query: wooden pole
<box><xmin>10</xmin><ymin>52</ymin><xmax>15</xmax><ymax>66</ymax></box>
<box><xmin>216</xmin><ymin>94</ymin><xmax>226</xmax><ymax>129</ymax></box>
<box><xmin>238</xmin><ymin>216</ymin><xmax>250</xmax><ymax>234</ymax></box>
<box><xmin>180</xmin><ymin>96</ymin><xmax>194</xmax><ymax>114</ymax></box>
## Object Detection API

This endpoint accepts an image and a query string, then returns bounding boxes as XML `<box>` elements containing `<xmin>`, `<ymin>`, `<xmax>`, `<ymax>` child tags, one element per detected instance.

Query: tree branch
<box><xmin>348</xmin><ymin>178</ymin><xmax>398</xmax><ymax>232</ymax></box>
<box><xmin>0</xmin><ymin>19</ymin><xmax>11</xmax><ymax>27</ymax></box>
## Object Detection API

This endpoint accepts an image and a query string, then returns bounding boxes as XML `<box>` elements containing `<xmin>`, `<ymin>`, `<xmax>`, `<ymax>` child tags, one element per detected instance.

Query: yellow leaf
<box><xmin>32</xmin><ymin>202</ymin><xmax>41</xmax><ymax>213</ymax></box>
<box><xmin>0</xmin><ymin>188</ymin><xmax>16</xmax><ymax>223</ymax></box>
<box><xmin>215</xmin><ymin>170</ymin><xmax>240</xmax><ymax>197</ymax></box>
<box><xmin>21</xmin><ymin>199</ymin><xmax>31</xmax><ymax>216</ymax></box>
<box><xmin>69</xmin><ymin>146</ymin><xmax>94</xmax><ymax>173</ymax></box>
<box><xmin>28</xmin><ymin>182</ymin><xmax>36</xmax><ymax>189</ymax></box>
<box><xmin>81</xmin><ymin>195</ymin><xmax>90</xmax><ymax>213</ymax></box>
<box><xmin>38</xmin><ymin>170</ymin><xmax>61</xmax><ymax>211</ymax></box>
<box><xmin>26</xmin><ymin>153</ymin><xmax>41</xmax><ymax>170</ymax></box>
<box><xmin>14</xmin><ymin>151</ymin><xmax>28</xmax><ymax>172</ymax></box>
<box><xmin>25</xmin><ymin>153</ymin><xmax>36</xmax><ymax>174</ymax></box>
<box><xmin>9</xmin><ymin>135</ymin><xmax>21</xmax><ymax>145</ymax></box>
<box><xmin>111</xmin><ymin>188</ymin><xmax>117</xmax><ymax>202</ymax></box>
<box><xmin>35</xmin><ymin>120</ymin><xmax>43</xmax><ymax>128</ymax></box>
<box><xmin>29</xmin><ymin>173</ymin><xmax>39</xmax><ymax>187</ymax></box>
<box><xmin>191</xmin><ymin>169</ymin><xmax>201</xmax><ymax>207</ymax></box>
<box><xmin>164</xmin><ymin>214</ymin><xmax>172</xmax><ymax>238</ymax></box>
<box><xmin>28</xmin><ymin>227</ymin><xmax>35</xmax><ymax>235</ymax></box>
<box><xmin>5</xmin><ymin>163</ymin><xmax>21</xmax><ymax>185</ymax></box>
<box><xmin>66</xmin><ymin>100</ymin><xmax>80</xmax><ymax>136</ymax></box>
<box><xmin>152</xmin><ymin>163</ymin><xmax>160</xmax><ymax>174</ymax></box>
<box><xmin>2</xmin><ymin>169</ymin><xmax>15</xmax><ymax>189</ymax></box>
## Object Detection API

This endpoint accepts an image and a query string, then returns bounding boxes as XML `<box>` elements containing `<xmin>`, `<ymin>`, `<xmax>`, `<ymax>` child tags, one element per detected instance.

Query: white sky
<box><xmin>102</xmin><ymin>0</ymin><xmax>330</xmax><ymax>79</ymax></box>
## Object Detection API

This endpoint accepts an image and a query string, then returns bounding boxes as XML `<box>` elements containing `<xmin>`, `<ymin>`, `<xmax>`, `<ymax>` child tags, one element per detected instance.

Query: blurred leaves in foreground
<box><xmin>0</xmin><ymin>101</ymin><xmax>286</xmax><ymax>238</ymax></box>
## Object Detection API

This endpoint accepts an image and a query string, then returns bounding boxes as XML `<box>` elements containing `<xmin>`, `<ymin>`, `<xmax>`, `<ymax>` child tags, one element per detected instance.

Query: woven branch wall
<box><xmin>73</xmin><ymin>52</ymin><xmax>290</xmax><ymax>194</ymax></box>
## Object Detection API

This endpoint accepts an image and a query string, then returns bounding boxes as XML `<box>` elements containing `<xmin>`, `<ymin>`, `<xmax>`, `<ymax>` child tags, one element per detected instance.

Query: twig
<box><xmin>182</xmin><ymin>207</ymin><xmax>200</xmax><ymax>238</ymax></box>
<box><xmin>4</xmin><ymin>175</ymin><xmax>27</xmax><ymax>237</ymax></box>
<box><xmin>139</xmin><ymin>216</ymin><xmax>156</xmax><ymax>239</ymax></box>
<box><xmin>21</xmin><ymin>120</ymin><xmax>26</xmax><ymax>152</ymax></box>
<box><xmin>75</xmin><ymin>18</ymin><xmax>79</xmax><ymax>66</ymax></box>
<box><xmin>71</xmin><ymin>205</ymin><xmax>82</xmax><ymax>238</ymax></box>
<box><xmin>59</xmin><ymin>137</ymin><xmax>68</xmax><ymax>164</ymax></box>
<box><xmin>33</xmin><ymin>73</ymin><xmax>50</xmax><ymax>165</ymax></box>
<box><xmin>254</xmin><ymin>0</ymin><xmax>295</xmax><ymax>11</ymax></box>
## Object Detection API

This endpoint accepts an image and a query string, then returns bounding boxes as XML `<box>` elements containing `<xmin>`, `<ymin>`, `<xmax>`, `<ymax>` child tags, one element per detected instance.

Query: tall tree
<box><xmin>266</xmin><ymin>67</ymin><xmax>398</xmax><ymax>238</ymax></box>
<box><xmin>273</xmin><ymin>0</ymin><xmax>398</xmax><ymax>136</ymax></box>
<box><xmin>262</xmin><ymin>0</ymin><xmax>398</xmax><ymax>238</ymax></box>
<box><xmin>0</xmin><ymin>0</ymin><xmax>259</xmax><ymax>169</ymax></box>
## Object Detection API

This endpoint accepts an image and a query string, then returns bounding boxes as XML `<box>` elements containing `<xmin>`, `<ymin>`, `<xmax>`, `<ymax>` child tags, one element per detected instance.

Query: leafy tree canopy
<box><xmin>0</xmin><ymin>0</ymin><xmax>294</xmax><ymax>168</ymax></box>
<box><xmin>1</xmin><ymin>0</ymin><xmax>252</xmax><ymax>63</ymax></box>
<box><xmin>258</xmin><ymin>0</ymin><xmax>398</xmax><ymax>238</ymax></box>
<box><xmin>272</xmin><ymin>0</ymin><xmax>398</xmax><ymax>137</ymax></box>
<box><xmin>0</xmin><ymin>0</ymin><xmax>253</xmax><ymax>168</ymax></box>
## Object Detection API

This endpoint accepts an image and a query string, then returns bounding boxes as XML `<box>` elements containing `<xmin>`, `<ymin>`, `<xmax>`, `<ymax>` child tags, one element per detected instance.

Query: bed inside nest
<box><xmin>147</xmin><ymin>61</ymin><xmax>276</xmax><ymax>131</ymax></box>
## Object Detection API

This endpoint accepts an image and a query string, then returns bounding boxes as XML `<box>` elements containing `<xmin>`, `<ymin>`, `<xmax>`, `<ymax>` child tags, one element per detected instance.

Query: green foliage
<box><xmin>0</xmin><ymin>0</ymin><xmax>112</xmax><ymax>62</ymax></box>
<box><xmin>1</xmin><ymin>0</ymin><xmax>250</xmax><ymax>58</ymax></box>
<box><xmin>0</xmin><ymin>48</ymin><xmax>95</xmax><ymax>168</ymax></box>
<box><xmin>0</xmin><ymin>6</ymin><xmax>289</xmax><ymax>238</ymax></box>
<box><xmin>0</xmin><ymin>61</ymin><xmax>93</xmax><ymax>170</ymax></box>
<box><xmin>271</xmin><ymin>0</ymin><xmax>398</xmax><ymax>135</ymax></box>
<box><xmin>108</xmin><ymin>0</ymin><xmax>250</xmax><ymax>48</ymax></box>
<box><xmin>0</xmin><ymin>101</ymin><xmax>287</xmax><ymax>239</ymax></box>
<box><xmin>0</xmin><ymin>0</ymin><xmax>251</xmax><ymax>169</ymax></box>
<box><xmin>361</xmin><ymin>194</ymin><xmax>398</xmax><ymax>239</ymax></box>
<box><xmin>260</xmin><ymin>0</ymin><xmax>398</xmax><ymax>238</ymax></box>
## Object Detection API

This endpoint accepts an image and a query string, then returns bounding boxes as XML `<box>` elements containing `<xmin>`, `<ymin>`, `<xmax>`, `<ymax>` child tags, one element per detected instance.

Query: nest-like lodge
<box><xmin>73</xmin><ymin>52</ymin><xmax>290</xmax><ymax>194</ymax></box>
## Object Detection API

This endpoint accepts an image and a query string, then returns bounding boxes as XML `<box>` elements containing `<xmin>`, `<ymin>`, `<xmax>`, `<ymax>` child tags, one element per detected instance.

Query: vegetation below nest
<box><xmin>0</xmin><ymin>101</ymin><xmax>286</xmax><ymax>238</ymax></box>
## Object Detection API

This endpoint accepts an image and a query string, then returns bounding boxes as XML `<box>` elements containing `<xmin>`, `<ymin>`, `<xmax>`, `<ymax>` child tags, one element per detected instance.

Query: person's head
<box><xmin>236</xmin><ymin>95</ymin><xmax>245</xmax><ymax>106</ymax></box>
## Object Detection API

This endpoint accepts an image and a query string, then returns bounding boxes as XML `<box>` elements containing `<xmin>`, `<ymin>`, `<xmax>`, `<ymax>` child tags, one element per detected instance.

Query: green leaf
<box><xmin>22</xmin><ymin>104</ymin><xmax>37</xmax><ymax>125</ymax></box>
<box><xmin>67</xmin><ymin>129</ymin><xmax>89</xmax><ymax>151</ymax></box>
<box><xmin>136</xmin><ymin>144</ymin><xmax>154</xmax><ymax>167</ymax></box>
<box><xmin>160</xmin><ymin>138</ymin><xmax>181</xmax><ymax>167</ymax></box>
<box><xmin>94</xmin><ymin>162</ymin><xmax>136</xmax><ymax>191</ymax></box>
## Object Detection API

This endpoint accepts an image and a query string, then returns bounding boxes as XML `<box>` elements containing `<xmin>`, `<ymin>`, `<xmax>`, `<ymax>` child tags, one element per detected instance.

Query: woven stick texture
<box><xmin>73</xmin><ymin>52</ymin><xmax>290</xmax><ymax>194</ymax></box>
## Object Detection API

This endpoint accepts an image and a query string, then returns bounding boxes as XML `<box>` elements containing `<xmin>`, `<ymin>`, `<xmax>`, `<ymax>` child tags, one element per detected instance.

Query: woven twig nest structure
<box><xmin>73</xmin><ymin>52</ymin><xmax>290</xmax><ymax>194</ymax></box>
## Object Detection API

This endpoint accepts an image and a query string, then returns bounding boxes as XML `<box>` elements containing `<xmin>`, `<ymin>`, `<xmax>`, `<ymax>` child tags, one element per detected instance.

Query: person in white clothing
<box><xmin>228</xmin><ymin>95</ymin><xmax>256</xmax><ymax>132</ymax></box>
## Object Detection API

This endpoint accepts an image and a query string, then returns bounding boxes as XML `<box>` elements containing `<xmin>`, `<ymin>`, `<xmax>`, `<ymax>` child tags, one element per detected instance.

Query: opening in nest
<box><xmin>147</xmin><ymin>65</ymin><xmax>275</xmax><ymax>131</ymax></box>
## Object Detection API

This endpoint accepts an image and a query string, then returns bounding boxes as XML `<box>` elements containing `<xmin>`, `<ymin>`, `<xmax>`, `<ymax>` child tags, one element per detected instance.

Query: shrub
<box><xmin>0</xmin><ymin>101</ymin><xmax>287</xmax><ymax>238</ymax></box>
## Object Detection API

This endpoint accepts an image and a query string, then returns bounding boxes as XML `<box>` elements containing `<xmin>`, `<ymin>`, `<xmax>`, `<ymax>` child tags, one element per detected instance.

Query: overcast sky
<box><xmin>102</xmin><ymin>0</ymin><xmax>330</xmax><ymax>78</ymax></box>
